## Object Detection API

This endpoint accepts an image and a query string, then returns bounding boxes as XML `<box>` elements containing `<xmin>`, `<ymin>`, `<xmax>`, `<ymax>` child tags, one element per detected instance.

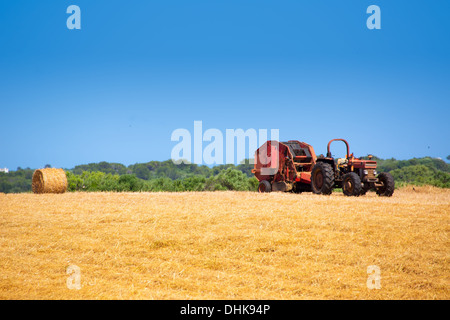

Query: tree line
<box><xmin>0</xmin><ymin>156</ymin><xmax>449</xmax><ymax>193</ymax></box>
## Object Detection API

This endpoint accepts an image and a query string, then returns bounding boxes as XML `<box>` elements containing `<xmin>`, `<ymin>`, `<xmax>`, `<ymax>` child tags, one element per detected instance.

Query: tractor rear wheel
<box><xmin>311</xmin><ymin>162</ymin><xmax>334</xmax><ymax>195</ymax></box>
<box><xmin>376</xmin><ymin>172</ymin><xmax>395</xmax><ymax>197</ymax></box>
<box><xmin>258</xmin><ymin>180</ymin><xmax>272</xmax><ymax>193</ymax></box>
<box><xmin>342</xmin><ymin>172</ymin><xmax>362</xmax><ymax>196</ymax></box>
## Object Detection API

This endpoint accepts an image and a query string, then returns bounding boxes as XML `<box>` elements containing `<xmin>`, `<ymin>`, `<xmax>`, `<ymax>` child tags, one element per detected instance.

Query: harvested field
<box><xmin>0</xmin><ymin>187</ymin><xmax>449</xmax><ymax>299</ymax></box>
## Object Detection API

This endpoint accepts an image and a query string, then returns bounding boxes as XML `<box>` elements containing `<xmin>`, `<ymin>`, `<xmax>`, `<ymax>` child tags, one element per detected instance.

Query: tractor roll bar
<box><xmin>327</xmin><ymin>139</ymin><xmax>350</xmax><ymax>158</ymax></box>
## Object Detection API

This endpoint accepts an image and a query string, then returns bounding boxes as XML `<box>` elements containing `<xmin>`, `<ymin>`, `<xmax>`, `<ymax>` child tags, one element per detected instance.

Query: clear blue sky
<box><xmin>0</xmin><ymin>0</ymin><xmax>449</xmax><ymax>169</ymax></box>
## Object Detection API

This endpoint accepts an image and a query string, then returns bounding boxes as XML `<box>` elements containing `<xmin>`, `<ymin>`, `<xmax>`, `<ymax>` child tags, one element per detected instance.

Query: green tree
<box><xmin>118</xmin><ymin>174</ymin><xmax>143</xmax><ymax>191</ymax></box>
<box><xmin>133</xmin><ymin>164</ymin><xmax>151</xmax><ymax>180</ymax></box>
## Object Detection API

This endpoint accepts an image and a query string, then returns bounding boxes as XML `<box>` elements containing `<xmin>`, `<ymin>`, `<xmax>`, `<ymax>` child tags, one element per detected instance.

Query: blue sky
<box><xmin>0</xmin><ymin>0</ymin><xmax>449</xmax><ymax>169</ymax></box>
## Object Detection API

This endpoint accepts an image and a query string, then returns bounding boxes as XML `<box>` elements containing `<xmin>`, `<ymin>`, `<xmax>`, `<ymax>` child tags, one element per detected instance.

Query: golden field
<box><xmin>0</xmin><ymin>186</ymin><xmax>449</xmax><ymax>300</ymax></box>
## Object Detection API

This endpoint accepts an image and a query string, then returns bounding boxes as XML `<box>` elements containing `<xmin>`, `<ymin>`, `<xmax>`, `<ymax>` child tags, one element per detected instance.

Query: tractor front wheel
<box><xmin>258</xmin><ymin>180</ymin><xmax>272</xmax><ymax>193</ymax></box>
<box><xmin>376</xmin><ymin>172</ymin><xmax>395</xmax><ymax>197</ymax></box>
<box><xmin>342</xmin><ymin>172</ymin><xmax>362</xmax><ymax>196</ymax></box>
<box><xmin>311</xmin><ymin>162</ymin><xmax>334</xmax><ymax>195</ymax></box>
<box><xmin>360</xmin><ymin>184</ymin><xmax>370</xmax><ymax>196</ymax></box>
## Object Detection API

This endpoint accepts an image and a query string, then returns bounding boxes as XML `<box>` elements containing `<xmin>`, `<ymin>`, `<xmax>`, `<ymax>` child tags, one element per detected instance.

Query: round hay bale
<box><xmin>32</xmin><ymin>168</ymin><xmax>68</xmax><ymax>194</ymax></box>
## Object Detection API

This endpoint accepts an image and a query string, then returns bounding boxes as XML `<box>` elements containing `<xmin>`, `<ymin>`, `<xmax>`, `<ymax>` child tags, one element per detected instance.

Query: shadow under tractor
<box><xmin>252</xmin><ymin>139</ymin><xmax>394</xmax><ymax>197</ymax></box>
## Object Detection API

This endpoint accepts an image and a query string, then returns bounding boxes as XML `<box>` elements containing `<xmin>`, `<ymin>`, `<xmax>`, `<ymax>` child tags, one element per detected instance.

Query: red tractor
<box><xmin>310</xmin><ymin>139</ymin><xmax>394</xmax><ymax>196</ymax></box>
<box><xmin>253</xmin><ymin>139</ymin><xmax>394</xmax><ymax>197</ymax></box>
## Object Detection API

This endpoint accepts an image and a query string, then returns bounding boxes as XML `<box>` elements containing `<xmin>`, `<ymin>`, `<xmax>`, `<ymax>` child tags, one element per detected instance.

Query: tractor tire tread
<box><xmin>258</xmin><ymin>180</ymin><xmax>272</xmax><ymax>193</ymax></box>
<box><xmin>311</xmin><ymin>162</ymin><xmax>334</xmax><ymax>195</ymax></box>
<box><xmin>342</xmin><ymin>172</ymin><xmax>362</xmax><ymax>196</ymax></box>
<box><xmin>376</xmin><ymin>172</ymin><xmax>395</xmax><ymax>197</ymax></box>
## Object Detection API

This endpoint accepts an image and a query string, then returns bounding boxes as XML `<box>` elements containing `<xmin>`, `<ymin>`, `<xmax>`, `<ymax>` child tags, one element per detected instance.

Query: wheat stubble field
<box><xmin>0</xmin><ymin>187</ymin><xmax>449</xmax><ymax>300</ymax></box>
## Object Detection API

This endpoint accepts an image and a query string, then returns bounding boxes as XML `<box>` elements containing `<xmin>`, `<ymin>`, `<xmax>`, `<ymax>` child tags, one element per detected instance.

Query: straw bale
<box><xmin>32</xmin><ymin>168</ymin><xmax>67</xmax><ymax>194</ymax></box>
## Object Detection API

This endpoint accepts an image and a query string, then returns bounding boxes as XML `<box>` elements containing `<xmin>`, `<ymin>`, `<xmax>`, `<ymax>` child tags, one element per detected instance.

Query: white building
<box><xmin>0</xmin><ymin>168</ymin><xmax>9</xmax><ymax>173</ymax></box>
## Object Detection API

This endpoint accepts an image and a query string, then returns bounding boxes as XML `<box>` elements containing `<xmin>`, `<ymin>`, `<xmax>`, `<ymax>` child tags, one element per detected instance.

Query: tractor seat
<box><xmin>337</xmin><ymin>158</ymin><xmax>348</xmax><ymax>166</ymax></box>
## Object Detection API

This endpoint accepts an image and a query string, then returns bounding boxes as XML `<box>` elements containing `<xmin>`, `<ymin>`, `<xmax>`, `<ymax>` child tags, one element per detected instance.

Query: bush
<box><xmin>118</xmin><ymin>174</ymin><xmax>144</xmax><ymax>191</ymax></box>
<box><xmin>248</xmin><ymin>177</ymin><xmax>259</xmax><ymax>191</ymax></box>
<box><xmin>205</xmin><ymin>168</ymin><xmax>254</xmax><ymax>191</ymax></box>
<box><xmin>66</xmin><ymin>171</ymin><xmax>122</xmax><ymax>191</ymax></box>
<box><xmin>180</xmin><ymin>176</ymin><xmax>206</xmax><ymax>191</ymax></box>
<box><xmin>390</xmin><ymin>165</ymin><xmax>450</xmax><ymax>188</ymax></box>
<box><xmin>145</xmin><ymin>177</ymin><xmax>175</xmax><ymax>192</ymax></box>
